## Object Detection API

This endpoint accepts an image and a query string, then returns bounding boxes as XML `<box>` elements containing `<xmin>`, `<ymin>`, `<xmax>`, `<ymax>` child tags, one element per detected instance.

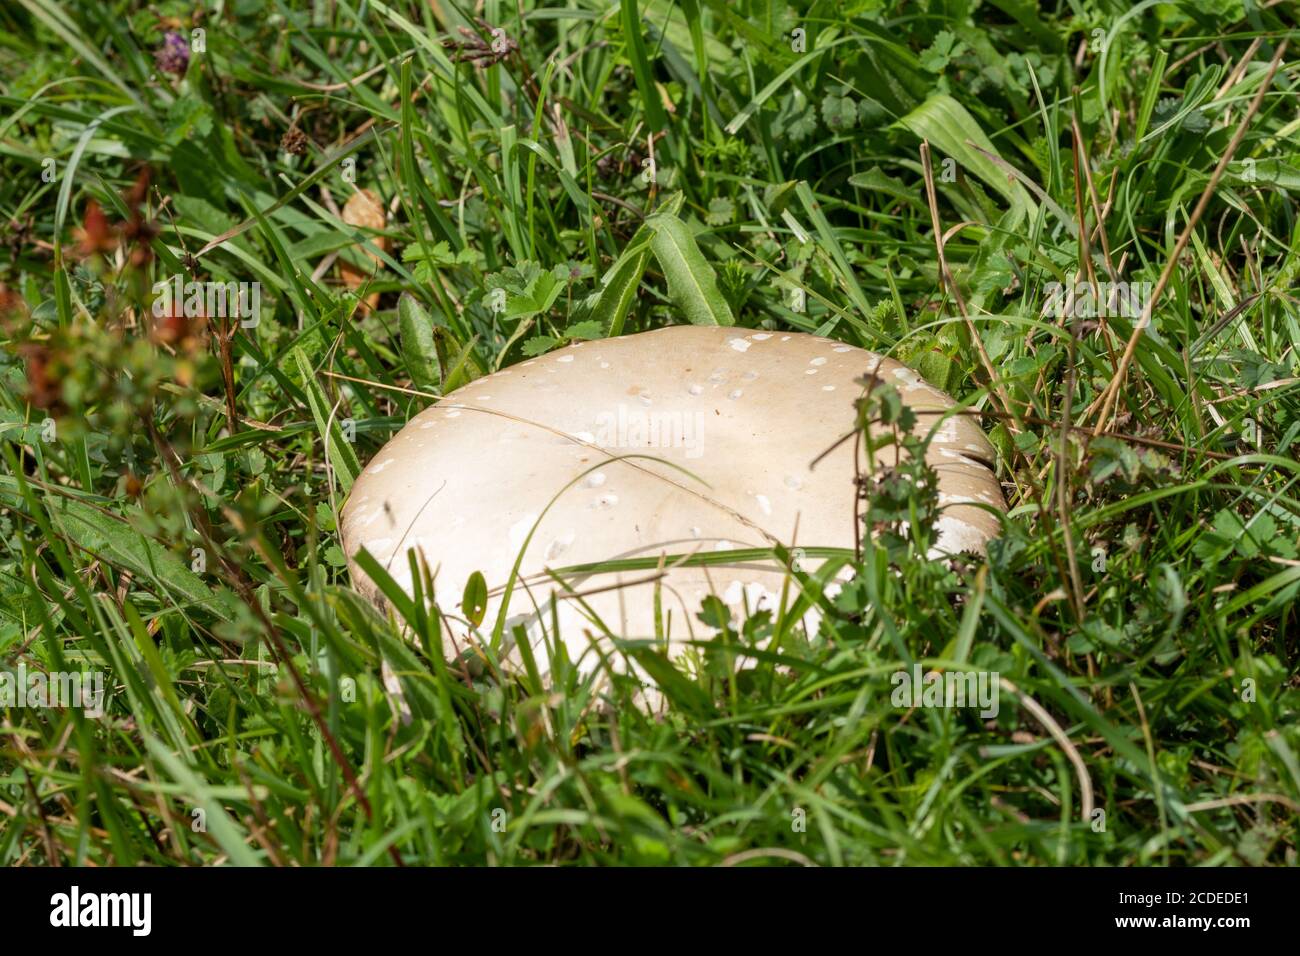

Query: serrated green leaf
<box><xmin>501</xmin><ymin>269</ymin><xmax>564</xmax><ymax>321</ymax></box>
<box><xmin>705</xmin><ymin>197</ymin><xmax>735</xmax><ymax>226</ymax></box>
<box><xmin>521</xmin><ymin>335</ymin><xmax>560</xmax><ymax>357</ymax></box>
<box><xmin>562</xmin><ymin>319</ymin><xmax>604</xmax><ymax>340</ymax></box>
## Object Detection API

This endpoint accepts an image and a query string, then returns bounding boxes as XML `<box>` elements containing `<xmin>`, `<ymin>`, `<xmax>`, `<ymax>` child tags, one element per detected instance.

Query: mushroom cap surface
<box><xmin>342</xmin><ymin>326</ymin><xmax>1004</xmax><ymax>691</ymax></box>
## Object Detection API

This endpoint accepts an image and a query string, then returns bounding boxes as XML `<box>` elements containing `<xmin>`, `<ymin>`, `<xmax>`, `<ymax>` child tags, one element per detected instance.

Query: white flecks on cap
<box><xmin>545</xmin><ymin>531</ymin><xmax>576</xmax><ymax>562</ymax></box>
<box><xmin>723</xmin><ymin>580</ymin><xmax>776</xmax><ymax>613</ymax></box>
<box><xmin>508</xmin><ymin>514</ymin><xmax>538</xmax><ymax>553</ymax></box>
<box><xmin>364</xmin><ymin>537</ymin><xmax>393</xmax><ymax>556</ymax></box>
<box><xmin>931</xmin><ymin>514</ymin><xmax>991</xmax><ymax>558</ymax></box>
<box><xmin>931</xmin><ymin>420</ymin><xmax>959</xmax><ymax>444</ymax></box>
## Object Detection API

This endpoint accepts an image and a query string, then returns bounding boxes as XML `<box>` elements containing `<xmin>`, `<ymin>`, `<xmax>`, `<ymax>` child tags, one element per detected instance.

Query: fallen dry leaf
<box><xmin>339</xmin><ymin>188</ymin><xmax>388</xmax><ymax>312</ymax></box>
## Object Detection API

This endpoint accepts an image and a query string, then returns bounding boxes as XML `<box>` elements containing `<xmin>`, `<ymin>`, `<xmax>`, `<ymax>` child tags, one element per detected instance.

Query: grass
<box><xmin>0</xmin><ymin>0</ymin><xmax>1298</xmax><ymax>866</ymax></box>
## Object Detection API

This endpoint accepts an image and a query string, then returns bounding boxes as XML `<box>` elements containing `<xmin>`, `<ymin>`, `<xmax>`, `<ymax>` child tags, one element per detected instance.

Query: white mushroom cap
<box><xmin>342</xmin><ymin>326</ymin><xmax>1004</xmax><ymax>699</ymax></box>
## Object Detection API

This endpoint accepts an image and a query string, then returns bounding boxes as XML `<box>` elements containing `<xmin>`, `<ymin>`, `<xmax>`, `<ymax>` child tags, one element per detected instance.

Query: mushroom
<box><xmin>342</xmin><ymin>326</ymin><xmax>1005</xmax><ymax>702</ymax></box>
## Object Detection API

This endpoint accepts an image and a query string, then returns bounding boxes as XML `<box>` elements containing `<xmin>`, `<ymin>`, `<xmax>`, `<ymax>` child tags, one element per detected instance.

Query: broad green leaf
<box><xmin>1226</xmin><ymin>159</ymin><xmax>1300</xmax><ymax>193</ymax></box>
<box><xmin>647</xmin><ymin>214</ymin><xmax>734</xmax><ymax>326</ymax></box>
<box><xmin>462</xmin><ymin>571</ymin><xmax>488</xmax><ymax>628</ymax></box>
<box><xmin>847</xmin><ymin>167</ymin><xmax>925</xmax><ymax>208</ymax></box>
<box><xmin>398</xmin><ymin>294</ymin><xmax>439</xmax><ymax>388</ymax></box>
<box><xmin>443</xmin><ymin>333</ymin><xmax>482</xmax><ymax>390</ymax></box>
<box><xmin>895</xmin><ymin>94</ymin><xmax>1036</xmax><ymax>218</ymax></box>
<box><xmin>589</xmin><ymin>229</ymin><xmax>653</xmax><ymax>336</ymax></box>
<box><xmin>0</xmin><ymin>478</ymin><xmax>239</xmax><ymax>622</ymax></box>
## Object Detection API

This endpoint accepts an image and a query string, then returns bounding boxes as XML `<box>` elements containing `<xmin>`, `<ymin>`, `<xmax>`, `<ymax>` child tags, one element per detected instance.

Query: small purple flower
<box><xmin>155</xmin><ymin>31</ymin><xmax>190</xmax><ymax>76</ymax></box>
